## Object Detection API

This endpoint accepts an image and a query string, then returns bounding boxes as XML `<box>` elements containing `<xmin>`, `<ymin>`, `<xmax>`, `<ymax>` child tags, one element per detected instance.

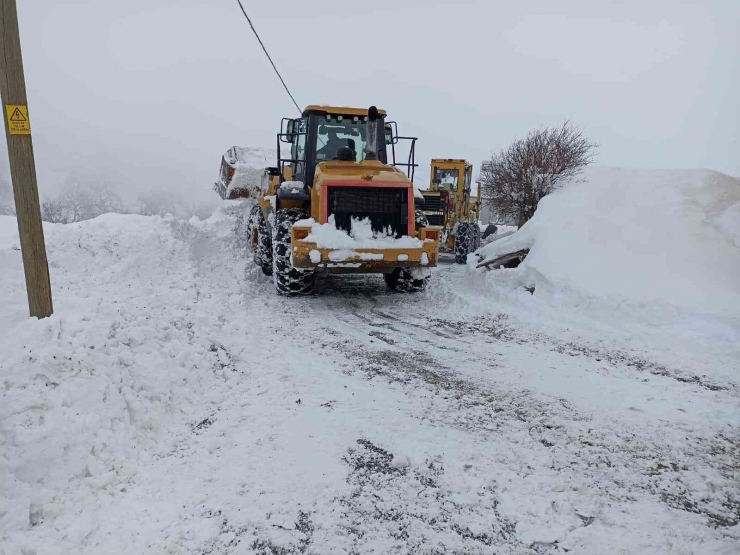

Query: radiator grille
<box><xmin>422</xmin><ymin>193</ymin><xmax>445</xmax><ymax>226</ymax></box>
<box><xmin>328</xmin><ymin>187</ymin><xmax>408</xmax><ymax>238</ymax></box>
<box><xmin>421</xmin><ymin>193</ymin><xmax>442</xmax><ymax>211</ymax></box>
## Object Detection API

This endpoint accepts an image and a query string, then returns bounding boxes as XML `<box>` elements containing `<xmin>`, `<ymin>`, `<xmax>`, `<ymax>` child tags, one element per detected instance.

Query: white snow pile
<box><xmin>279</xmin><ymin>180</ymin><xmax>305</xmax><ymax>195</ymax></box>
<box><xmin>215</xmin><ymin>146</ymin><xmax>277</xmax><ymax>199</ymax></box>
<box><xmin>298</xmin><ymin>215</ymin><xmax>424</xmax><ymax>249</ymax></box>
<box><xmin>0</xmin><ymin>205</ymin><xmax>254</xmax><ymax>552</ymax></box>
<box><xmin>479</xmin><ymin>223</ymin><xmax>518</xmax><ymax>246</ymax></box>
<box><xmin>474</xmin><ymin>167</ymin><xmax>740</xmax><ymax>317</ymax></box>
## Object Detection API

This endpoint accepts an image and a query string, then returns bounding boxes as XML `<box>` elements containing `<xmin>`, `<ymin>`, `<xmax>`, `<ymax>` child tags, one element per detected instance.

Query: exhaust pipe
<box><xmin>365</xmin><ymin>106</ymin><xmax>379</xmax><ymax>161</ymax></box>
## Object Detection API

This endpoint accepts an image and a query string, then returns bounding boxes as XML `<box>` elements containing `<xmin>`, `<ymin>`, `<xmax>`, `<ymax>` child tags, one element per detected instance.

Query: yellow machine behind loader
<box><xmin>419</xmin><ymin>159</ymin><xmax>482</xmax><ymax>264</ymax></box>
<box><xmin>216</xmin><ymin>105</ymin><xmax>441</xmax><ymax>295</ymax></box>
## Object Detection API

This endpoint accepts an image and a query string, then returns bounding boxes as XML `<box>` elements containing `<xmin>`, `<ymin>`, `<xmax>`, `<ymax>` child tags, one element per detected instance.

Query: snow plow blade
<box><xmin>291</xmin><ymin>227</ymin><xmax>441</xmax><ymax>273</ymax></box>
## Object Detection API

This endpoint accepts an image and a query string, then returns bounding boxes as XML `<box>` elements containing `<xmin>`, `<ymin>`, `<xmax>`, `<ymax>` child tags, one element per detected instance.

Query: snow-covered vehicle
<box><xmin>419</xmin><ymin>159</ymin><xmax>482</xmax><ymax>263</ymax></box>
<box><xmin>216</xmin><ymin>105</ymin><xmax>441</xmax><ymax>295</ymax></box>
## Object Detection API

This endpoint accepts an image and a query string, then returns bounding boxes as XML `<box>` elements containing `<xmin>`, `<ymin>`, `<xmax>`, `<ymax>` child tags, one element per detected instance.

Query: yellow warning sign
<box><xmin>5</xmin><ymin>105</ymin><xmax>31</xmax><ymax>135</ymax></box>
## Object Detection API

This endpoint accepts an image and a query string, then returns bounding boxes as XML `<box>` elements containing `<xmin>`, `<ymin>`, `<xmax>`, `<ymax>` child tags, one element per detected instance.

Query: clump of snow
<box><xmin>328</xmin><ymin>250</ymin><xmax>357</xmax><ymax>262</ymax></box>
<box><xmin>397</xmin><ymin>254</ymin><xmax>409</xmax><ymax>262</ymax></box>
<box><xmin>279</xmin><ymin>180</ymin><xmax>305</xmax><ymax>195</ymax></box>
<box><xmin>409</xmin><ymin>267</ymin><xmax>431</xmax><ymax>279</ymax></box>
<box><xmin>390</xmin><ymin>455</ymin><xmax>410</xmax><ymax>469</ymax></box>
<box><xmin>320</xmin><ymin>250</ymin><xmax>388</xmax><ymax>264</ymax></box>
<box><xmin>474</xmin><ymin>167</ymin><xmax>740</xmax><ymax>317</ymax></box>
<box><xmin>300</xmin><ymin>216</ymin><xmax>423</xmax><ymax>249</ymax></box>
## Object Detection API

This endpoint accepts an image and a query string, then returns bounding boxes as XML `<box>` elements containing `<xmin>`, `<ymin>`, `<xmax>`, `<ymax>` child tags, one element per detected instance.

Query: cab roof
<box><xmin>431</xmin><ymin>158</ymin><xmax>469</xmax><ymax>164</ymax></box>
<box><xmin>302</xmin><ymin>105</ymin><xmax>387</xmax><ymax>118</ymax></box>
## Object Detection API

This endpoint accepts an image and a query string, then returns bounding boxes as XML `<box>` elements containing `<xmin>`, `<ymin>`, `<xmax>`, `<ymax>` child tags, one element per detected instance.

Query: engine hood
<box><xmin>314</xmin><ymin>160</ymin><xmax>412</xmax><ymax>188</ymax></box>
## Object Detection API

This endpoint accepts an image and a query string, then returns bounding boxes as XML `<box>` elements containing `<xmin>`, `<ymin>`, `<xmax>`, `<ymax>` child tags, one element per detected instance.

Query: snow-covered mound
<box><xmin>0</xmin><ymin>205</ymin><xmax>255</xmax><ymax>551</ymax></box>
<box><xmin>475</xmin><ymin>167</ymin><xmax>740</xmax><ymax>316</ymax></box>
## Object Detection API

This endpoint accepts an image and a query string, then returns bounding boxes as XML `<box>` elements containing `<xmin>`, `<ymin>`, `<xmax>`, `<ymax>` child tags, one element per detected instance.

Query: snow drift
<box><xmin>475</xmin><ymin>167</ymin><xmax>740</xmax><ymax>317</ymax></box>
<box><xmin>0</xmin><ymin>206</ymin><xmax>253</xmax><ymax>551</ymax></box>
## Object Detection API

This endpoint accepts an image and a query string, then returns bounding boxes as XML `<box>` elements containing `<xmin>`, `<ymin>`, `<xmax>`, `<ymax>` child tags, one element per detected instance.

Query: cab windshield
<box><xmin>315</xmin><ymin>116</ymin><xmax>369</xmax><ymax>162</ymax></box>
<box><xmin>435</xmin><ymin>168</ymin><xmax>459</xmax><ymax>192</ymax></box>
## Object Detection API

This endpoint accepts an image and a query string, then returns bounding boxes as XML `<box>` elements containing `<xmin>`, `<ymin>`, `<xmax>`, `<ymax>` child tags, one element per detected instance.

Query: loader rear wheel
<box><xmin>454</xmin><ymin>222</ymin><xmax>478</xmax><ymax>264</ymax></box>
<box><xmin>273</xmin><ymin>208</ymin><xmax>316</xmax><ymax>296</ymax></box>
<box><xmin>247</xmin><ymin>205</ymin><xmax>273</xmax><ymax>276</ymax></box>
<box><xmin>384</xmin><ymin>268</ymin><xmax>429</xmax><ymax>293</ymax></box>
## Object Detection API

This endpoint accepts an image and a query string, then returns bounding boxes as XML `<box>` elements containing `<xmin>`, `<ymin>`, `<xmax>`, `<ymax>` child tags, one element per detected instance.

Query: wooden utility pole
<box><xmin>0</xmin><ymin>0</ymin><xmax>53</xmax><ymax>318</ymax></box>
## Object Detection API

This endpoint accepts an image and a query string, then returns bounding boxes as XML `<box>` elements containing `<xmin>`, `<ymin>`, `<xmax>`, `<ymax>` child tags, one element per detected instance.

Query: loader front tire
<box><xmin>246</xmin><ymin>205</ymin><xmax>273</xmax><ymax>276</ymax></box>
<box><xmin>273</xmin><ymin>208</ymin><xmax>316</xmax><ymax>296</ymax></box>
<box><xmin>454</xmin><ymin>222</ymin><xmax>478</xmax><ymax>264</ymax></box>
<box><xmin>384</xmin><ymin>268</ymin><xmax>429</xmax><ymax>293</ymax></box>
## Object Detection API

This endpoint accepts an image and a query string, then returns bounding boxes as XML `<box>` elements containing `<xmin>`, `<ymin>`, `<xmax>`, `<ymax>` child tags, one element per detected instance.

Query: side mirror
<box><xmin>279</xmin><ymin>118</ymin><xmax>295</xmax><ymax>143</ymax></box>
<box><xmin>386</xmin><ymin>121</ymin><xmax>400</xmax><ymax>145</ymax></box>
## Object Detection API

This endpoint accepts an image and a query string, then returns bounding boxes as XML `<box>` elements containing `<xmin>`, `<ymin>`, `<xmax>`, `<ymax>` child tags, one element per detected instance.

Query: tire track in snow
<box><xmin>275</xmin><ymin>272</ymin><xmax>740</xmax><ymax>550</ymax></box>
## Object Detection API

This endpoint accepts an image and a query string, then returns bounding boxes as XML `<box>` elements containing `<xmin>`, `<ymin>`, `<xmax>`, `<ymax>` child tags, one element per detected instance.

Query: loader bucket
<box><xmin>213</xmin><ymin>146</ymin><xmax>270</xmax><ymax>200</ymax></box>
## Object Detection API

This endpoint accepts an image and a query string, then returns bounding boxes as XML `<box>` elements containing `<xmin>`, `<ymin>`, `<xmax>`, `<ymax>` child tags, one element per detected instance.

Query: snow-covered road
<box><xmin>1</xmin><ymin>206</ymin><xmax>738</xmax><ymax>554</ymax></box>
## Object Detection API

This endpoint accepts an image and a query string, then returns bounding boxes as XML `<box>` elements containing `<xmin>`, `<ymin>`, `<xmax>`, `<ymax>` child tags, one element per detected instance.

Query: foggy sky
<box><xmin>2</xmin><ymin>0</ymin><xmax>738</xmax><ymax>204</ymax></box>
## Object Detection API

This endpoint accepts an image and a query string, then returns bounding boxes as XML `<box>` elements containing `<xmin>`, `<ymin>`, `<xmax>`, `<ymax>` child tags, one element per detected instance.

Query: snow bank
<box><xmin>299</xmin><ymin>215</ymin><xmax>424</xmax><ymax>249</ymax></box>
<box><xmin>0</xmin><ymin>205</ymin><xmax>254</xmax><ymax>550</ymax></box>
<box><xmin>474</xmin><ymin>168</ymin><xmax>740</xmax><ymax>317</ymax></box>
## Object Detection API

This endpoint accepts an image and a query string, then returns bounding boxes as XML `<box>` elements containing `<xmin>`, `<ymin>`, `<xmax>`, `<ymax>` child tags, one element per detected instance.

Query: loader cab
<box><xmin>278</xmin><ymin>106</ymin><xmax>387</xmax><ymax>188</ymax></box>
<box><xmin>277</xmin><ymin>105</ymin><xmax>418</xmax><ymax>187</ymax></box>
<box><xmin>430</xmin><ymin>160</ymin><xmax>473</xmax><ymax>199</ymax></box>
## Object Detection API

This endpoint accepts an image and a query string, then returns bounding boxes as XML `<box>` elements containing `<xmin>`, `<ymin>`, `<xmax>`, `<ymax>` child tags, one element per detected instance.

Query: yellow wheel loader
<box><xmin>419</xmin><ymin>159</ymin><xmax>482</xmax><ymax>264</ymax></box>
<box><xmin>216</xmin><ymin>105</ymin><xmax>441</xmax><ymax>295</ymax></box>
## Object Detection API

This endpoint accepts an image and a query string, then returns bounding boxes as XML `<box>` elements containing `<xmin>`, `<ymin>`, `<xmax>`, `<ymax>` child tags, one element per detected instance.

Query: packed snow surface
<box><xmin>298</xmin><ymin>215</ymin><xmax>423</xmax><ymax>249</ymax></box>
<box><xmin>476</xmin><ymin>167</ymin><xmax>740</xmax><ymax>317</ymax></box>
<box><xmin>1</xmin><ymin>168</ymin><xmax>739</xmax><ymax>554</ymax></box>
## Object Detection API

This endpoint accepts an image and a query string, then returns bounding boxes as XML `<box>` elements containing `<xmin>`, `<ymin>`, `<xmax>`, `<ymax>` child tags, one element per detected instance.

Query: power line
<box><xmin>235</xmin><ymin>0</ymin><xmax>301</xmax><ymax>114</ymax></box>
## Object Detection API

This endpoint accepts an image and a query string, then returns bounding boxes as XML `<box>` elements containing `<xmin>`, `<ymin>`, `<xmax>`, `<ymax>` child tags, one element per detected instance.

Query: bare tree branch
<box><xmin>41</xmin><ymin>180</ymin><xmax>125</xmax><ymax>223</ymax></box>
<box><xmin>480</xmin><ymin>122</ymin><xmax>597</xmax><ymax>226</ymax></box>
